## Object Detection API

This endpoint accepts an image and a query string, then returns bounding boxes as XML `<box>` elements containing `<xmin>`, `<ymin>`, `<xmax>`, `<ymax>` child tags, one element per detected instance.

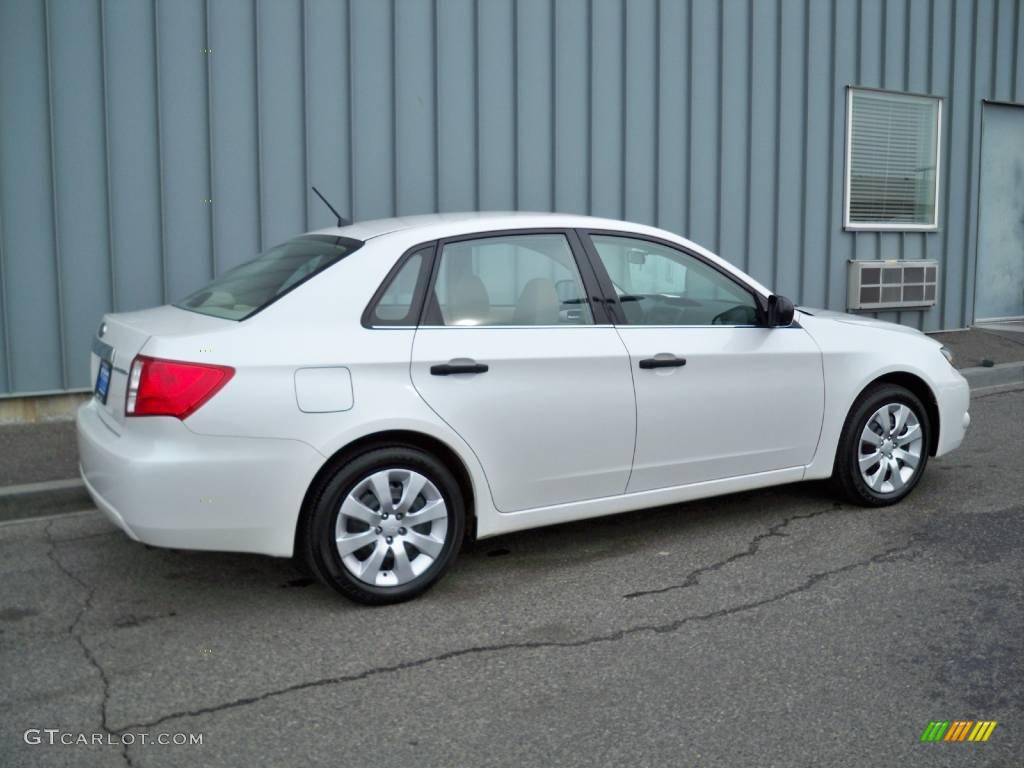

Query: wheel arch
<box><xmin>294</xmin><ymin>429</ymin><xmax>479</xmax><ymax>557</ymax></box>
<box><xmin>853</xmin><ymin>371</ymin><xmax>940</xmax><ymax>456</ymax></box>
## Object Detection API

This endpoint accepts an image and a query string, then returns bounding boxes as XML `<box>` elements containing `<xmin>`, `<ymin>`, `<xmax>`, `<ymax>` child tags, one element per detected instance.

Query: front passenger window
<box><xmin>426</xmin><ymin>234</ymin><xmax>594</xmax><ymax>326</ymax></box>
<box><xmin>589</xmin><ymin>235</ymin><xmax>759</xmax><ymax>326</ymax></box>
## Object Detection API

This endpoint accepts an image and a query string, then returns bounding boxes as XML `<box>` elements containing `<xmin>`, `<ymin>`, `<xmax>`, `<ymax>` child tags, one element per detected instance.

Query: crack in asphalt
<box><xmin>622</xmin><ymin>505</ymin><xmax>837</xmax><ymax>599</ymax></box>
<box><xmin>45</xmin><ymin>522</ymin><xmax>133</xmax><ymax>767</ymax></box>
<box><xmin>52</xmin><ymin>529</ymin><xmax>121</xmax><ymax>543</ymax></box>
<box><xmin>111</xmin><ymin>535</ymin><xmax>918</xmax><ymax>735</ymax></box>
<box><xmin>972</xmin><ymin>384</ymin><xmax>1024</xmax><ymax>400</ymax></box>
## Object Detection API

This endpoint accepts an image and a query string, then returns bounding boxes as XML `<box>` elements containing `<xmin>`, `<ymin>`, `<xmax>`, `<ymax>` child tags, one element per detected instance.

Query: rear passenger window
<box><xmin>367</xmin><ymin>249</ymin><xmax>429</xmax><ymax>326</ymax></box>
<box><xmin>425</xmin><ymin>234</ymin><xmax>593</xmax><ymax>326</ymax></box>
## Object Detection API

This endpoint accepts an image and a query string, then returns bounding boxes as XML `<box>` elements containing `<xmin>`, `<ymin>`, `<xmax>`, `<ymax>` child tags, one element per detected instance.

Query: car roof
<box><xmin>308</xmin><ymin>211</ymin><xmax>773</xmax><ymax>298</ymax></box>
<box><xmin>306</xmin><ymin>211</ymin><xmax>667</xmax><ymax>242</ymax></box>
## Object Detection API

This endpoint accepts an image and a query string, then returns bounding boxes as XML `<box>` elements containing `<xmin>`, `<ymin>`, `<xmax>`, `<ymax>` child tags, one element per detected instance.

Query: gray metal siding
<box><xmin>0</xmin><ymin>0</ymin><xmax>1021</xmax><ymax>395</ymax></box>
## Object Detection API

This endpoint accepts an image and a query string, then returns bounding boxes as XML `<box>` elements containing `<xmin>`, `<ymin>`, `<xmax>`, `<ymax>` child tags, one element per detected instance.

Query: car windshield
<box><xmin>175</xmin><ymin>235</ymin><xmax>362</xmax><ymax>320</ymax></box>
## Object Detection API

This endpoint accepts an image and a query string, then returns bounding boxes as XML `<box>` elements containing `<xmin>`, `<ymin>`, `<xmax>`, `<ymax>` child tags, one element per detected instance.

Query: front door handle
<box><xmin>638</xmin><ymin>354</ymin><xmax>687</xmax><ymax>370</ymax></box>
<box><xmin>430</xmin><ymin>358</ymin><xmax>490</xmax><ymax>376</ymax></box>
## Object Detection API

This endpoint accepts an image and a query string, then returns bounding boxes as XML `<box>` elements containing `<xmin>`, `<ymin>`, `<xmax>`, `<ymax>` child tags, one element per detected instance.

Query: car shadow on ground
<box><xmin>95</xmin><ymin>478</ymin><xmax>842</xmax><ymax>612</ymax></box>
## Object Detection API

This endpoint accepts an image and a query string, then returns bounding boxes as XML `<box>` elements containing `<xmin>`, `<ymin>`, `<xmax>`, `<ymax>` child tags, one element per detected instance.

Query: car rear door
<box><xmin>409</xmin><ymin>230</ymin><xmax>636</xmax><ymax>513</ymax></box>
<box><xmin>579</xmin><ymin>231</ymin><xmax>825</xmax><ymax>493</ymax></box>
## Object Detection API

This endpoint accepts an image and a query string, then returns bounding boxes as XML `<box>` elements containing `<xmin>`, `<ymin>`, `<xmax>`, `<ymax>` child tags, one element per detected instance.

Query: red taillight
<box><xmin>126</xmin><ymin>355</ymin><xmax>234</xmax><ymax>420</ymax></box>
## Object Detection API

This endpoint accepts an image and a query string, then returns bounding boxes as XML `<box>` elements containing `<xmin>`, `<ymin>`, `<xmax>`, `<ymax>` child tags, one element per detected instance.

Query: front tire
<box><xmin>833</xmin><ymin>384</ymin><xmax>930</xmax><ymax>507</ymax></box>
<box><xmin>301</xmin><ymin>446</ymin><xmax>465</xmax><ymax>605</ymax></box>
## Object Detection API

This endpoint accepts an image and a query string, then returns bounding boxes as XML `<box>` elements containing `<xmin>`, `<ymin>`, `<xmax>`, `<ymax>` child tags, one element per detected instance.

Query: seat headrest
<box><xmin>446</xmin><ymin>274</ymin><xmax>490</xmax><ymax>325</ymax></box>
<box><xmin>513</xmin><ymin>278</ymin><xmax>560</xmax><ymax>326</ymax></box>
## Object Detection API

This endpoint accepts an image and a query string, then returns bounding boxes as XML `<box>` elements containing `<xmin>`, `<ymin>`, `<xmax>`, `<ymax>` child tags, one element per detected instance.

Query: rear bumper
<box><xmin>76</xmin><ymin>400</ymin><xmax>324</xmax><ymax>557</ymax></box>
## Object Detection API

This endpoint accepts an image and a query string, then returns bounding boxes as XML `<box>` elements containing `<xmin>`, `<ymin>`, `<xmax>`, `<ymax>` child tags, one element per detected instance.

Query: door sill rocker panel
<box><xmin>476</xmin><ymin>465</ymin><xmax>806</xmax><ymax>539</ymax></box>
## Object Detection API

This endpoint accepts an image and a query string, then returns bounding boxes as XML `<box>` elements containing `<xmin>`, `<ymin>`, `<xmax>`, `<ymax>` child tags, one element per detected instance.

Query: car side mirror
<box><xmin>767</xmin><ymin>294</ymin><xmax>795</xmax><ymax>327</ymax></box>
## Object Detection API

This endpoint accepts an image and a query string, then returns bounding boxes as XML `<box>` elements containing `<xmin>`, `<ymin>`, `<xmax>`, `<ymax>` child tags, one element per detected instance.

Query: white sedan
<box><xmin>77</xmin><ymin>212</ymin><xmax>970</xmax><ymax>603</ymax></box>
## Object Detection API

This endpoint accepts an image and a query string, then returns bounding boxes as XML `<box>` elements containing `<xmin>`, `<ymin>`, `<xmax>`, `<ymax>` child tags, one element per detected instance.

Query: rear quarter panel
<box><xmin>145</xmin><ymin>237</ymin><xmax>498</xmax><ymax>527</ymax></box>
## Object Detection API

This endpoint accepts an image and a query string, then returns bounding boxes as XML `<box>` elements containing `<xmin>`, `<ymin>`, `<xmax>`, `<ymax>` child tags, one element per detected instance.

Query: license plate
<box><xmin>95</xmin><ymin>359</ymin><xmax>112</xmax><ymax>405</ymax></box>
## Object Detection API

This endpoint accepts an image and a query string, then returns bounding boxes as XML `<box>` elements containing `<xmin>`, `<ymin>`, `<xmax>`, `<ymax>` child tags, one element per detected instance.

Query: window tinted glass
<box><xmin>428</xmin><ymin>234</ymin><xmax>593</xmax><ymax>326</ymax></box>
<box><xmin>371</xmin><ymin>251</ymin><xmax>425</xmax><ymax>324</ymax></box>
<box><xmin>176</xmin><ymin>235</ymin><xmax>361</xmax><ymax>320</ymax></box>
<box><xmin>590</xmin><ymin>235</ymin><xmax>759</xmax><ymax>326</ymax></box>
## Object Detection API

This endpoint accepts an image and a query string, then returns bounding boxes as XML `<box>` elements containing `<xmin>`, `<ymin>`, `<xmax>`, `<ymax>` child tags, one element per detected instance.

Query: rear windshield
<box><xmin>175</xmin><ymin>235</ymin><xmax>362</xmax><ymax>320</ymax></box>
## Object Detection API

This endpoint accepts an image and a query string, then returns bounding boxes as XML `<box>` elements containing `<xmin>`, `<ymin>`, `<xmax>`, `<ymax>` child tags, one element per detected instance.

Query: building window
<box><xmin>844</xmin><ymin>87</ymin><xmax>942</xmax><ymax>231</ymax></box>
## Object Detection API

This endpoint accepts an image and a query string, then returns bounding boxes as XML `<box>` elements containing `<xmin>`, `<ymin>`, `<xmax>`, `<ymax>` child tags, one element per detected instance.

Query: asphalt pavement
<box><xmin>1</xmin><ymin>387</ymin><xmax>1022</xmax><ymax>767</ymax></box>
<box><xmin>931</xmin><ymin>325</ymin><xmax>1024</xmax><ymax>369</ymax></box>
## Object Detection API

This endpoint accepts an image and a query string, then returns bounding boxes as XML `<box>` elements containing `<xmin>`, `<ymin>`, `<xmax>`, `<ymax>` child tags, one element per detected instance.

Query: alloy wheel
<box><xmin>858</xmin><ymin>402</ymin><xmax>924</xmax><ymax>494</ymax></box>
<box><xmin>335</xmin><ymin>469</ymin><xmax>449</xmax><ymax>587</ymax></box>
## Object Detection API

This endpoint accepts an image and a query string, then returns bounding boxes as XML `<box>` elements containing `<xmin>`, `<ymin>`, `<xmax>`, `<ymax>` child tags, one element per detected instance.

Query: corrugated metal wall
<box><xmin>0</xmin><ymin>0</ymin><xmax>1022</xmax><ymax>396</ymax></box>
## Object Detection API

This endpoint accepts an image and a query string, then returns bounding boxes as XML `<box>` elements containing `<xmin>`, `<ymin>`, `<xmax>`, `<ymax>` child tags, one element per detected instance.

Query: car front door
<box><xmin>581</xmin><ymin>231</ymin><xmax>825</xmax><ymax>493</ymax></box>
<box><xmin>409</xmin><ymin>230</ymin><xmax>636</xmax><ymax>513</ymax></box>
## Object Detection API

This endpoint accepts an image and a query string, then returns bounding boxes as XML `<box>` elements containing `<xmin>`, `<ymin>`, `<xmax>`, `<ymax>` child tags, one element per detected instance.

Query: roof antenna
<box><xmin>311</xmin><ymin>185</ymin><xmax>350</xmax><ymax>227</ymax></box>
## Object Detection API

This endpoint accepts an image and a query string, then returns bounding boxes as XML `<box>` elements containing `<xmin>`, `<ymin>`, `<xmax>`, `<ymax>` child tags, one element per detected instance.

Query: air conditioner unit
<box><xmin>847</xmin><ymin>259</ymin><xmax>938</xmax><ymax>310</ymax></box>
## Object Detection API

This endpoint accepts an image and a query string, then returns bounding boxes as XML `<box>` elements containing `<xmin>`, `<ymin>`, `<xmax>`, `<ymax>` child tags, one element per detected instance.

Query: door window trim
<box><xmin>575</xmin><ymin>229</ymin><xmax>769</xmax><ymax>327</ymax></box>
<box><xmin>417</xmin><ymin>227</ymin><xmax>614</xmax><ymax>327</ymax></box>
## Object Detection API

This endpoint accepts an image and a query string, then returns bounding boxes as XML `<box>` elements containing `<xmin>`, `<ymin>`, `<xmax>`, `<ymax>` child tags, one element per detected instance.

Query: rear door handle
<box><xmin>638</xmin><ymin>354</ymin><xmax>687</xmax><ymax>370</ymax></box>
<box><xmin>430</xmin><ymin>359</ymin><xmax>489</xmax><ymax>376</ymax></box>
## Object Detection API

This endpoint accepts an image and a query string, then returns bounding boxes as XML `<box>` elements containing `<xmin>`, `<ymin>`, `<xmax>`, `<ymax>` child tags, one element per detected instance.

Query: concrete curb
<box><xmin>959</xmin><ymin>360</ymin><xmax>1024</xmax><ymax>390</ymax></box>
<box><xmin>0</xmin><ymin>478</ymin><xmax>91</xmax><ymax>523</ymax></box>
<box><xmin>0</xmin><ymin>369</ymin><xmax>1021</xmax><ymax>524</ymax></box>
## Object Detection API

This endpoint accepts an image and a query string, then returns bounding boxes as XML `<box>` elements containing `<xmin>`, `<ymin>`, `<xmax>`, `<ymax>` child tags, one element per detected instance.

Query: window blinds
<box><xmin>847</xmin><ymin>89</ymin><xmax>940</xmax><ymax>228</ymax></box>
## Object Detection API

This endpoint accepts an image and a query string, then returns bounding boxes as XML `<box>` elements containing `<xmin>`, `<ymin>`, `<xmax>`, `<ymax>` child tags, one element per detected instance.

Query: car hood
<box><xmin>797</xmin><ymin>307</ymin><xmax>927</xmax><ymax>338</ymax></box>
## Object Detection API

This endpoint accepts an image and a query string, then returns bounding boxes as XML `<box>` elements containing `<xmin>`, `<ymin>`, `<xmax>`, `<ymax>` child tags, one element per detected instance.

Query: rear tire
<box><xmin>833</xmin><ymin>384</ymin><xmax>930</xmax><ymax>507</ymax></box>
<box><xmin>301</xmin><ymin>446</ymin><xmax>465</xmax><ymax>605</ymax></box>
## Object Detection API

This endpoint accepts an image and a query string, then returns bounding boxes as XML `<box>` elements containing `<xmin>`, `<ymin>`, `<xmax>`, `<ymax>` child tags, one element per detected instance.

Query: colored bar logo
<box><xmin>920</xmin><ymin>721</ymin><xmax>997</xmax><ymax>742</ymax></box>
